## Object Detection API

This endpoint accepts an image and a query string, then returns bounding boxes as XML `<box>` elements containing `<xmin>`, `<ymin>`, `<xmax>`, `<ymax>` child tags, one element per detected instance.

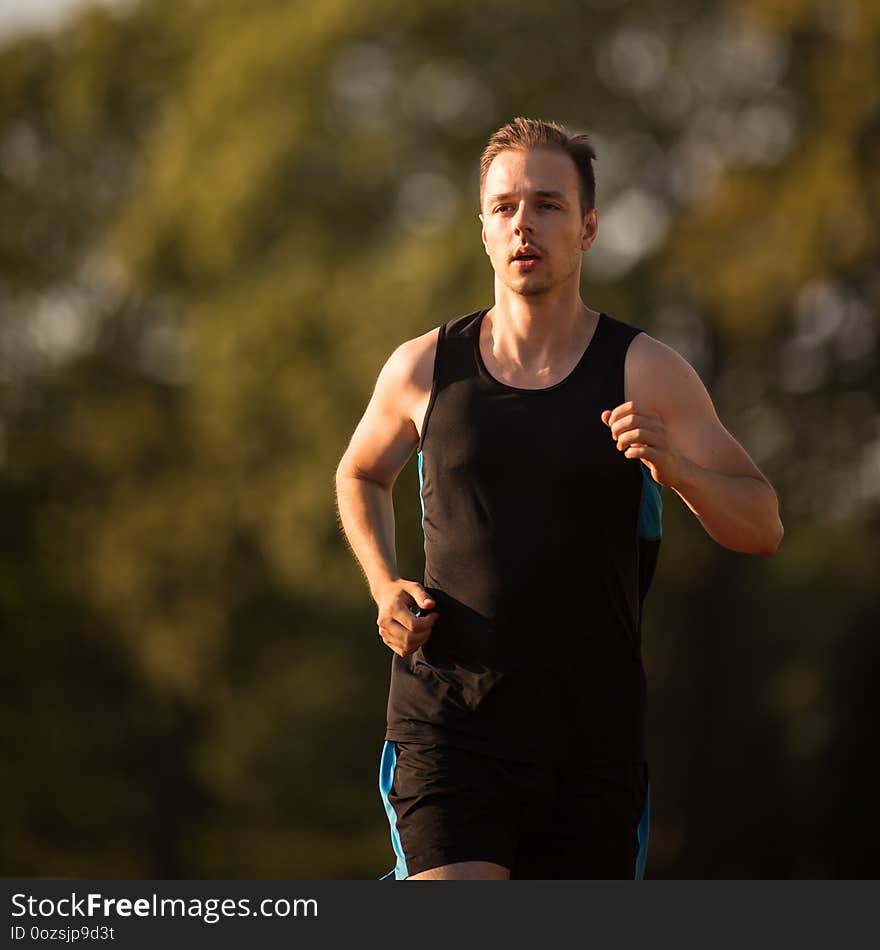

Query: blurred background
<box><xmin>1</xmin><ymin>0</ymin><xmax>877</xmax><ymax>879</ymax></box>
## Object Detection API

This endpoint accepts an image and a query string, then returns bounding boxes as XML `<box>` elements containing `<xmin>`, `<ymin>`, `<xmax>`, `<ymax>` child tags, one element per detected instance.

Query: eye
<box><xmin>539</xmin><ymin>202</ymin><xmax>560</xmax><ymax>210</ymax></box>
<box><xmin>493</xmin><ymin>204</ymin><xmax>513</xmax><ymax>213</ymax></box>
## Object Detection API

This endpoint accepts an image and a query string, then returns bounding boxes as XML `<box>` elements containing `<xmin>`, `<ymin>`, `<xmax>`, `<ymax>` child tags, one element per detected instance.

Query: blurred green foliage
<box><xmin>1</xmin><ymin>0</ymin><xmax>877</xmax><ymax>877</ymax></box>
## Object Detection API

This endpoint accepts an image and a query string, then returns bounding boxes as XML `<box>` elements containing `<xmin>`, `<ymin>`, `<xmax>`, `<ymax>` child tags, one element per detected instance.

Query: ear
<box><xmin>479</xmin><ymin>212</ymin><xmax>489</xmax><ymax>254</ymax></box>
<box><xmin>581</xmin><ymin>208</ymin><xmax>598</xmax><ymax>251</ymax></box>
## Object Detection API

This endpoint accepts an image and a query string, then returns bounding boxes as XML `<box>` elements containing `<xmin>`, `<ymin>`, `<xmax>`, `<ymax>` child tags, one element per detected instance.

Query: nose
<box><xmin>511</xmin><ymin>201</ymin><xmax>535</xmax><ymax>237</ymax></box>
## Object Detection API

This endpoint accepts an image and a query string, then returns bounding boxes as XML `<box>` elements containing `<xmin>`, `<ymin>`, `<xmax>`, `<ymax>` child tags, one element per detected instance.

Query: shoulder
<box><xmin>626</xmin><ymin>330</ymin><xmax>692</xmax><ymax>375</ymax></box>
<box><xmin>381</xmin><ymin>326</ymin><xmax>441</xmax><ymax>397</ymax></box>
<box><xmin>624</xmin><ymin>330</ymin><xmax>713</xmax><ymax>415</ymax></box>
<box><xmin>380</xmin><ymin>306</ymin><xmax>483</xmax><ymax>393</ymax></box>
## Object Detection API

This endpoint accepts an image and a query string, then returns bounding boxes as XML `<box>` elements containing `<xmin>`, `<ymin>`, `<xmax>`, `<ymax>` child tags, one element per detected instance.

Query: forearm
<box><xmin>335</xmin><ymin>470</ymin><xmax>401</xmax><ymax>600</ymax></box>
<box><xmin>671</xmin><ymin>457</ymin><xmax>784</xmax><ymax>556</ymax></box>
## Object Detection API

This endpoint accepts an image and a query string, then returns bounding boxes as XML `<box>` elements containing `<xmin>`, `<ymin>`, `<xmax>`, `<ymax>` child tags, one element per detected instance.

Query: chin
<box><xmin>517</xmin><ymin>288</ymin><xmax>551</xmax><ymax>298</ymax></box>
<box><xmin>508</xmin><ymin>279</ymin><xmax>554</xmax><ymax>297</ymax></box>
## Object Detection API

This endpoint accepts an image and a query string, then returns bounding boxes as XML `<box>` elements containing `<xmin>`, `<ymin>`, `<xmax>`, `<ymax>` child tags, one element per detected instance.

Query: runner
<box><xmin>335</xmin><ymin>117</ymin><xmax>783</xmax><ymax>879</ymax></box>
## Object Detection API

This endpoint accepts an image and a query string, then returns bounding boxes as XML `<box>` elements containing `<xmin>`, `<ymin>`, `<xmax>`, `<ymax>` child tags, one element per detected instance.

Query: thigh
<box><xmin>380</xmin><ymin>741</ymin><xmax>521</xmax><ymax>880</ymax></box>
<box><xmin>513</xmin><ymin>761</ymin><xmax>650</xmax><ymax>880</ymax></box>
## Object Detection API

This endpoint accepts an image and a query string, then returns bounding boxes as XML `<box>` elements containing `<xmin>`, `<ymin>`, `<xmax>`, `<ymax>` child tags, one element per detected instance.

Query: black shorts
<box><xmin>378</xmin><ymin>740</ymin><xmax>650</xmax><ymax>880</ymax></box>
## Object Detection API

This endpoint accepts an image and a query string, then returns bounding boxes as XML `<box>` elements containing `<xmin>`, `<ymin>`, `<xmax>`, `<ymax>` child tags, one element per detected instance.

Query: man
<box><xmin>334</xmin><ymin>117</ymin><xmax>783</xmax><ymax>881</ymax></box>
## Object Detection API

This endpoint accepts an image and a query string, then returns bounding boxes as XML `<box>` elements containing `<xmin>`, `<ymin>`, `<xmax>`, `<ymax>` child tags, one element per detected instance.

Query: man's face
<box><xmin>480</xmin><ymin>147</ymin><xmax>597</xmax><ymax>297</ymax></box>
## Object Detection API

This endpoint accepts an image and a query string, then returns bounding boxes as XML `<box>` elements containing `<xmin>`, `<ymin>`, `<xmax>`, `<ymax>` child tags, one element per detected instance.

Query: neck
<box><xmin>488</xmin><ymin>276</ymin><xmax>593</xmax><ymax>364</ymax></box>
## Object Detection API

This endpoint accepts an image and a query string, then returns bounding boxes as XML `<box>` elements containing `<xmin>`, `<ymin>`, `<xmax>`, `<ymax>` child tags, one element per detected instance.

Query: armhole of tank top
<box><xmin>417</xmin><ymin>323</ymin><xmax>446</xmax><ymax>453</ymax></box>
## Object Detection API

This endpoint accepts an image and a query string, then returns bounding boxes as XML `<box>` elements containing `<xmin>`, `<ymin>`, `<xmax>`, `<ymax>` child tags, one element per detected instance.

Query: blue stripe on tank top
<box><xmin>378</xmin><ymin>740</ymin><xmax>409</xmax><ymax>880</ymax></box>
<box><xmin>635</xmin><ymin>463</ymin><xmax>657</xmax><ymax>879</ymax></box>
<box><xmin>638</xmin><ymin>464</ymin><xmax>663</xmax><ymax>541</ymax></box>
<box><xmin>635</xmin><ymin>782</ymin><xmax>650</xmax><ymax>879</ymax></box>
<box><xmin>417</xmin><ymin>450</ymin><xmax>427</xmax><ymax>552</ymax></box>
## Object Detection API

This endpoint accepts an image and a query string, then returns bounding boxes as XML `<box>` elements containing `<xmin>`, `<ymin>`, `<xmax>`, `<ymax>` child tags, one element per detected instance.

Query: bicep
<box><xmin>630</xmin><ymin>335</ymin><xmax>767</xmax><ymax>481</ymax></box>
<box><xmin>338</xmin><ymin>346</ymin><xmax>421</xmax><ymax>489</ymax></box>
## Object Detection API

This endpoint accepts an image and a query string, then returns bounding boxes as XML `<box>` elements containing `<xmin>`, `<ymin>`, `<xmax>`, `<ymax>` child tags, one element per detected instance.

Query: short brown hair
<box><xmin>479</xmin><ymin>117</ymin><xmax>597</xmax><ymax>214</ymax></box>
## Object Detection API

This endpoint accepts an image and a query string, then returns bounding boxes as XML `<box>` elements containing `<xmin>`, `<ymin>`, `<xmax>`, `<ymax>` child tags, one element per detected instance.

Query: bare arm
<box><xmin>335</xmin><ymin>330</ymin><xmax>441</xmax><ymax>655</ymax></box>
<box><xmin>335</xmin><ymin>339</ymin><xmax>419</xmax><ymax>597</ymax></box>
<box><xmin>603</xmin><ymin>334</ymin><xmax>784</xmax><ymax>557</ymax></box>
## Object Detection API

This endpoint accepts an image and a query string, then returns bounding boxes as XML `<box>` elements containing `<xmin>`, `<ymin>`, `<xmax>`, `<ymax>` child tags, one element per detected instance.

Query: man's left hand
<box><xmin>601</xmin><ymin>401</ymin><xmax>688</xmax><ymax>489</ymax></box>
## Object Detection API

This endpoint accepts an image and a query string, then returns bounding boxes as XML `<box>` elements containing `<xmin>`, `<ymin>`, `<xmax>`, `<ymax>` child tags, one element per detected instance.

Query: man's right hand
<box><xmin>375</xmin><ymin>580</ymin><xmax>439</xmax><ymax>657</ymax></box>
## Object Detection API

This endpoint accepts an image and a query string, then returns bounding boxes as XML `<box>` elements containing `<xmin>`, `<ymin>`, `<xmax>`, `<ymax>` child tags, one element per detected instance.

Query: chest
<box><xmin>425</xmin><ymin>379</ymin><xmax>630</xmax><ymax>491</ymax></box>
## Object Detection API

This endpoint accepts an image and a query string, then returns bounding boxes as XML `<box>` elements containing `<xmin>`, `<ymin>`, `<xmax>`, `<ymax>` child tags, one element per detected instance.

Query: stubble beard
<box><xmin>508</xmin><ymin>275</ymin><xmax>554</xmax><ymax>297</ymax></box>
<box><xmin>501</xmin><ymin>260</ymin><xmax>554</xmax><ymax>297</ymax></box>
<box><xmin>502</xmin><ymin>253</ymin><xmax>580</xmax><ymax>298</ymax></box>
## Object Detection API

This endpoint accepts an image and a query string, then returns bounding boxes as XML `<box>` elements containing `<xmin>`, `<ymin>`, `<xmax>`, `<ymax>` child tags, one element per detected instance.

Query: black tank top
<box><xmin>384</xmin><ymin>307</ymin><xmax>663</xmax><ymax>764</ymax></box>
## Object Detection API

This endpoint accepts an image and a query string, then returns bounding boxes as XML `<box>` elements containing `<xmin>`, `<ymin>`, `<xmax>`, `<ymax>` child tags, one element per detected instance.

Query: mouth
<box><xmin>511</xmin><ymin>248</ymin><xmax>542</xmax><ymax>268</ymax></box>
<box><xmin>511</xmin><ymin>254</ymin><xmax>541</xmax><ymax>269</ymax></box>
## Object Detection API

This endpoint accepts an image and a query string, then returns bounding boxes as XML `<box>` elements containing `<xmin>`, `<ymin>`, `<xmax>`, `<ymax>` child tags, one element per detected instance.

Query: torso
<box><xmin>385</xmin><ymin>306</ymin><xmax>663</xmax><ymax>765</ymax></box>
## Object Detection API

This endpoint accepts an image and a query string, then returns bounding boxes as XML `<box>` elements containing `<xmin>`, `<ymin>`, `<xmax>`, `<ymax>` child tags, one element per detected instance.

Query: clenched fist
<box><xmin>375</xmin><ymin>579</ymin><xmax>440</xmax><ymax>658</ymax></box>
<box><xmin>601</xmin><ymin>400</ymin><xmax>686</xmax><ymax>489</ymax></box>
